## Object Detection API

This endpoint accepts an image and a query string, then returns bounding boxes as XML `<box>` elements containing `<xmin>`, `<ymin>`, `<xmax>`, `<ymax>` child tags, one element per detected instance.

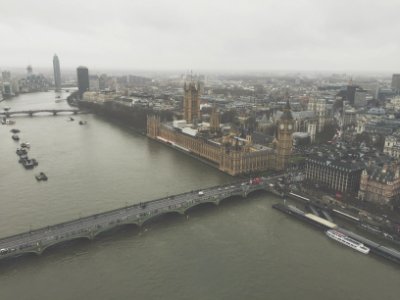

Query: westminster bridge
<box><xmin>0</xmin><ymin>176</ymin><xmax>283</xmax><ymax>260</ymax></box>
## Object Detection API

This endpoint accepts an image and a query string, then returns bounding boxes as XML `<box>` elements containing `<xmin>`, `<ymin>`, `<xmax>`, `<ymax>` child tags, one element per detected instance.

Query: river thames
<box><xmin>0</xmin><ymin>91</ymin><xmax>399</xmax><ymax>299</ymax></box>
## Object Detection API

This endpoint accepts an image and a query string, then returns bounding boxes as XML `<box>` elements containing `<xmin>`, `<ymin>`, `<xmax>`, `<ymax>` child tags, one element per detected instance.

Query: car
<box><xmin>198</xmin><ymin>191</ymin><xmax>204</xmax><ymax>196</ymax></box>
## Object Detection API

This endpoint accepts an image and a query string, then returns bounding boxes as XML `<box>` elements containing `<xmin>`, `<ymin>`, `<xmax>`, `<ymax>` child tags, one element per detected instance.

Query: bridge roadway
<box><xmin>0</xmin><ymin>176</ymin><xmax>282</xmax><ymax>260</ymax></box>
<box><xmin>0</xmin><ymin>108</ymin><xmax>80</xmax><ymax>117</ymax></box>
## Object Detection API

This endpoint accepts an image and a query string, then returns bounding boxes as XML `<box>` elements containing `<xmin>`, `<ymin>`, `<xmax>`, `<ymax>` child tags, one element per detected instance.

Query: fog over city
<box><xmin>1</xmin><ymin>0</ymin><xmax>399</xmax><ymax>71</ymax></box>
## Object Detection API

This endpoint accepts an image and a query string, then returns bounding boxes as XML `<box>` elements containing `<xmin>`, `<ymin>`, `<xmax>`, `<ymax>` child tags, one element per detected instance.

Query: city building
<box><xmin>18</xmin><ymin>67</ymin><xmax>49</xmax><ymax>93</ymax></box>
<box><xmin>343</xmin><ymin>106</ymin><xmax>357</xmax><ymax>129</ymax></box>
<box><xmin>82</xmin><ymin>91</ymin><xmax>117</xmax><ymax>103</ymax></box>
<box><xmin>89</xmin><ymin>75</ymin><xmax>100</xmax><ymax>92</ymax></box>
<box><xmin>77</xmin><ymin>66</ymin><xmax>89</xmax><ymax>96</ymax></box>
<box><xmin>304</xmin><ymin>145</ymin><xmax>367</xmax><ymax>195</ymax></box>
<box><xmin>2</xmin><ymin>71</ymin><xmax>11</xmax><ymax>82</ymax></box>
<box><xmin>359</xmin><ymin>163</ymin><xmax>400</xmax><ymax>206</ymax></box>
<box><xmin>2</xmin><ymin>82</ymin><xmax>13</xmax><ymax>97</ymax></box>
<box><xmin>99</xmin><ymin>74</ymin><xmax>108</xmax><ymax>90</ymax></box>
<box><xmin>354</xmin><ymin>90</ymin><xmax>367</xmax><ymax>108</ymax></box>
<box><xmin>53</xmin><ymin>54</ymin><xmax>61</xmax><ymax>92</ymax></box>
<box><xmin>27</xmin><ymin>65</ymin><xmax>33</xmax><ymax>75</ymax></box>
<box><xmin>346</xmin><ymin>81</ymin><xmax>357</xmax><ymax>105</ymax></box>
<box><xmin>385</xmin><ymin>96</ymin><xmax>400</xmax><ymax>112</ymax></box>
<box><xmin>384</xmin><ymin>135</ymin><xmax>400</xmax><ymax>159</ymax></box>
<box><xmin>307</xmin><ymin>98</ymin><xmax>332</xmax><ymax>132</ymax></box>
<box><xmin>1</xmin><ymin>71</ymin><xmax>13</xmax><ymax>97</ymax></box>
<box><xmin>391</xmin><ymin>74</ymin><xmax>400</xmax><ymax>93</ymax></box>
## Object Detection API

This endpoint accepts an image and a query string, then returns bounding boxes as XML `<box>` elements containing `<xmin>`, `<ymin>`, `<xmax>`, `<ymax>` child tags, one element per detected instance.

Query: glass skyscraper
<box><xmin>53</xmin><ymin>54</ymin><xmax>61</xmax><ymax>92</ymax></box>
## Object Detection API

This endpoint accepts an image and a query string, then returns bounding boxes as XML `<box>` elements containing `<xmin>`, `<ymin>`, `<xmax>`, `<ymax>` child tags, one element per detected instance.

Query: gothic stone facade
<box><xmin>147</xmin><ymin>115</ymin><xmax>290</xmax><ymax>176</ymax></box>
<box><xmin>183</xmin><ymin>81</ymin><xmax>201</xmax><ymax>124</ymax></box>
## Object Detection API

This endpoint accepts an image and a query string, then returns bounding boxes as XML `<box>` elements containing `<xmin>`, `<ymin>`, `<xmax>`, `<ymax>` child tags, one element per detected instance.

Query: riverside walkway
<box><xmin>0</xmin><ymin>176</ymin><xmax>282</xmax><ymax>260</ymax></box>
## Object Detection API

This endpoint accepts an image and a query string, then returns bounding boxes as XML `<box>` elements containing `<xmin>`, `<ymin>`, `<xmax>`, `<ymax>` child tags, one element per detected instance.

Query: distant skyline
<box><xmin>1</xmin><ymin>0</ymin><xmax>400</xmax><ymax>72</ymax></box>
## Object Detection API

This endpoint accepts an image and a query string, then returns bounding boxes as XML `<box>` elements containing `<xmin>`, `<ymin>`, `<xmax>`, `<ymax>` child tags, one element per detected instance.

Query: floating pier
<box><xmin>273</xmin><ymin>203</ymin><xmax>400</xmax><ymax>265</ymax></box>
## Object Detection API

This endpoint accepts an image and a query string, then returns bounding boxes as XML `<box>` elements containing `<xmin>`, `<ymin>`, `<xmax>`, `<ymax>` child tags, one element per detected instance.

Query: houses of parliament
<box><xmin>147</xmin><ymin>80</ymin><xmax>293</xmax><ymax>176</ymax></box>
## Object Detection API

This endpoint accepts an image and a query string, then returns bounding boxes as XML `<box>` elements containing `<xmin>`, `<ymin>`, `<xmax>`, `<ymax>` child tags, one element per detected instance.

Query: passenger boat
<box><xmin>326</xmin><ymin>229</ymin><xmax>370</xmax><ymax>254</ymax></box>
<box><xmin>18</xmin><ymin>155</ymin><xmax>28</xmax><ymax>163</ymax></box>
<box><xmin>35</xmin><ymin>172</ymin><xmax>48</xmax><ymax>181</ymax></box>
<box><xmin>2</xmin><ymin>119</ymin><xmax>15</xmax><ymax>125</ymax></box>
<box><xmin>20</xmin><ymin>142</ymin><xmax>30</xmax><ymax>149</ymax></box>
<box><xmin>22</xmin><ymin>160</ymin><xmax>35</xmax><ymax>169</ymax></box>
<box><xmin>16</xmin><ymin>148</ymin><xmax>28</xmax><ymax>156</ymax></box>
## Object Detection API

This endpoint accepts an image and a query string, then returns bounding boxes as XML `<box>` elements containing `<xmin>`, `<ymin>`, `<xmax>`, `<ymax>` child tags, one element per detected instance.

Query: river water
<box><xmin>0</xmin><ymin>92</ymin><xmax>398</xmax><ymax>299</ymax></box>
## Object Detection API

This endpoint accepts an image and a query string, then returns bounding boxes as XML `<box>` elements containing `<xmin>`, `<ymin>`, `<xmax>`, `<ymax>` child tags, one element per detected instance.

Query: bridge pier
<box><xmin>29</xmin><ymin>111</ymin><xmax>33</xmax><ymax>117</ymax></box>
<box><xmin>53</xmin><ymin>111</ymin><xmax>57</xmax><ymax>116</ymax></box>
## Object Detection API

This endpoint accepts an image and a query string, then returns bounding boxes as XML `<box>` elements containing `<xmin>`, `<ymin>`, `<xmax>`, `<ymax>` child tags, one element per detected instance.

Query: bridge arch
<box><xmin>18</xmin><ymin>249</ymin><xmax>42</xmax><ymax>256</ymax></box>
<box><xmin>245</xmin><ymin>188</ymin><xmax>268</xmax><ymax>198</ymax></box>
<box><xmin>184</xmin><ymin>201</ymin><xmax>218</xmax><ymax>214</ymax></box>
<box><xmin>139</xmin><ymin>210</ymin><xmax>185</xmax><ymax>227</ymax></box>
<box><xmin>93</xmin><ymin>222</ymin><xmax>140</xmax><ymax>238</ymax></box>
<box><xmin>40</xmin><ymin>235</ymin><xmax>92</xmax><ymax>254</ymax></box>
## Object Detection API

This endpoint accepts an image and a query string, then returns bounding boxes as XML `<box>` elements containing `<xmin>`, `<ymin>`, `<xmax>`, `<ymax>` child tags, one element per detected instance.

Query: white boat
<box><xmin>326</xmin><ymin>229</ymin><xmax>370</xmax><ymax>254</ymax></box>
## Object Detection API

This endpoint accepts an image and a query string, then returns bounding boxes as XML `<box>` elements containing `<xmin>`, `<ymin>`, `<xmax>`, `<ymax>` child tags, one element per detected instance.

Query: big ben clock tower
<box><xmin>276</xmin><ymin>100</ymin><xmax>294</xmax><ymax>171</ymax></box>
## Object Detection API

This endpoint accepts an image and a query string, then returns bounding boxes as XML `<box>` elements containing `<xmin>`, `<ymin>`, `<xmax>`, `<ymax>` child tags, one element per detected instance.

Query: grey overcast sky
<box><xmin>1</xmin><ymin>0</ymin><xmax>399</xmax><ymax>72</ymax></box>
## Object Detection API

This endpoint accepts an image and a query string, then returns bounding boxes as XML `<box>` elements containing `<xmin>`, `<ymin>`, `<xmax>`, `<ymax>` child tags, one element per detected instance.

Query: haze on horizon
<box><xmin>1</xmin><ymin>0</ymin><xmax>399</xmax><ymax>72</ymax></box>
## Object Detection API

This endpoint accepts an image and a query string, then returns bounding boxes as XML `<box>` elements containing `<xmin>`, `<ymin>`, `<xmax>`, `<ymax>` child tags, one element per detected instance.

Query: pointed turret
<box><xmin>281</xmin><ymin>99</ymin><xmax>293</xmax><ymax>121</ymax></box>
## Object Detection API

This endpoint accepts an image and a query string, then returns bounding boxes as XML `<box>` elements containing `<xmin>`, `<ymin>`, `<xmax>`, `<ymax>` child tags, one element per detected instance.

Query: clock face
<box><xmin>288</xmin><ymin>124</ymin><xmax>293</xmax><ymax>130</ymax></box>
<box><xmin>280</xmin><ymin>124</ymin><xmax>284</xmax><ymax>130</ymax></box>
